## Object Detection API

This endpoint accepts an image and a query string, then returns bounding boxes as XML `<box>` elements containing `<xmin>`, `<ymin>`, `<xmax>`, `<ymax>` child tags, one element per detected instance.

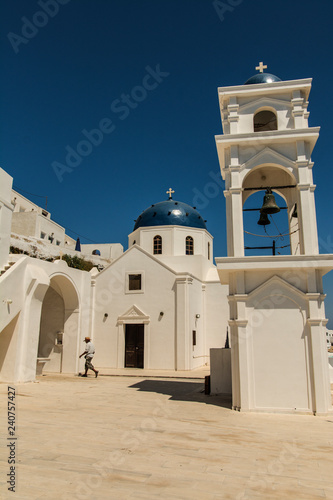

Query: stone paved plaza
<box><xmin>0</xmin><ymin>372</ymin><xmax>333</xmax><ymax>499</ymax></box>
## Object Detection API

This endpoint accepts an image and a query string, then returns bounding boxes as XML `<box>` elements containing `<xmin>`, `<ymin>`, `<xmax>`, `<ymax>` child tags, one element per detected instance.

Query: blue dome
<box><xmin>244</xmin><ymin>73</ymin><xmax>281</xmax><ymax>85</ymax></box>
<box><xmin>134</xmin><ymin>199</ymin><xmax>207</xmax><ymax>231</ymax></box>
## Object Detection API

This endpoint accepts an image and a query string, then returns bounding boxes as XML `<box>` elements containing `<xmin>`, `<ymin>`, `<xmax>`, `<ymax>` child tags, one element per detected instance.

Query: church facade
<box><xmin>90</xmin><ymin>194</ymin><xmax>229</xmax><ymax>371</ymax></box>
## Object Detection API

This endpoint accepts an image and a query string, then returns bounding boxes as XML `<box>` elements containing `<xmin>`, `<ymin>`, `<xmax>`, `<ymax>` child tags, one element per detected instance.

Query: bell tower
<box><xmin>214</xmin><ymin>64</ymin><xmax>333</xmax><ymax>415</ymax></box>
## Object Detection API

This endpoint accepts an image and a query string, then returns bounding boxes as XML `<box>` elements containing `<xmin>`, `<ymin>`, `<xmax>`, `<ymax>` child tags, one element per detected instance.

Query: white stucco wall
<box><xmin>0</xmin><ymin>256</ymin><xmax>92</xmax><ymax>382</ymax></box>
<box><xmin>92</xmin><ymin>247</ymin><xmax>177</xmax><ymax>370</ymax></box>
<box><xmin>0</xmin><ymin>168</ymin><xmax>14</xmax><ymax>270</ymax></box>
<box><xmin>204</xmin><ymin>281</ymin><xmax>229</xmax><ymax>349</ymax></box>
<box><xmin>129</xmin><ymin>226</ymin><xmax>213</xmax><ymax>259</ymax></box>
<box><xmin>248</xmin><ymin>293</ymin><xmax>310</xmax><ymax>410</ymax></box>
<box><xmin>80</xmin><ymin>243</ymin><xmax>123</xmax><ymax>261</ymax></box>
<box><xmin>11</xmin><ymin>211</ymin><xmax>66</xmax><ymax>245</ymax></box>
<box><xmin>91</xmin><ymin>244</ymin><xmax>229</xmax><ymax>372</ymax></box>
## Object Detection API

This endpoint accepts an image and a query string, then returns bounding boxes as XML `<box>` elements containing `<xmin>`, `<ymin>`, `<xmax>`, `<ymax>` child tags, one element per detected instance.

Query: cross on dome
<box><xmin>256</xmin><ymin>61</ymin><xmax>268</xmax><ymax>73</ymax></box>
<box><xmin>166</xmin><ymin>188</ymin><xmax>175</xmax><ymax>199</ymax></box>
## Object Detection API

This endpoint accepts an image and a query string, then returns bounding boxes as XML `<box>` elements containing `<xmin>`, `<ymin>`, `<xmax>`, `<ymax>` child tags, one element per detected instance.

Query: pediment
<box><xmin>117</xmin><ymin>305</ymin><xmax>150</xmax><ymax>324</ymax></box>
<box><xmin>239</xmin><ymin>96</ymin><xmax>290</xmax><ymax>114</ymax></box>
<box><xmin>242</xmin><ymin>147</ymin><xmax>296</xmax><ymax>174</ymax></box>
<box><xmin>247</xmin><ymin>275</ymin><xmax>306</xmax><ymax>306</ymax></box>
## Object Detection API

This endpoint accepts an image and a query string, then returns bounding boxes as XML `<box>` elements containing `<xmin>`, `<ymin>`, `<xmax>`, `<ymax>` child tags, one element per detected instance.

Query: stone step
<box><xmin>0</xmin><ymin>261</ymin><xmax>16</xmax><ymax>277</ymax></box>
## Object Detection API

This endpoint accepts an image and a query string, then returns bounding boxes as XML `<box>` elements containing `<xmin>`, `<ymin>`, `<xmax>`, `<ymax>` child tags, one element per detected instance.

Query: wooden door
<box><xmin>125</xmin><ymin>324</ymin><xmax>144</xmax><ymax>368</ymax></box>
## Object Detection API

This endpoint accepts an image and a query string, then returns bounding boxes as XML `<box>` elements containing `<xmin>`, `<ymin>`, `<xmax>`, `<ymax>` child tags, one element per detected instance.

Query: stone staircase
<box><xmin>0</xmin><ymin>260</ymin><xmax>16</xmax><ymax>277</ymax></box>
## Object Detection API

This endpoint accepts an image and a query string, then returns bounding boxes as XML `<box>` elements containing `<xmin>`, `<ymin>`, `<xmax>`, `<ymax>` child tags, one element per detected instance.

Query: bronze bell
<box><xmin>257</xmin><ymin>211</ymin><xmax>271</xmax><ymax>226</ymax></box>
<box><xmin>260</xmin><ymin>188</ymin><xmax>280</xmax><ymax>215</ymax></box>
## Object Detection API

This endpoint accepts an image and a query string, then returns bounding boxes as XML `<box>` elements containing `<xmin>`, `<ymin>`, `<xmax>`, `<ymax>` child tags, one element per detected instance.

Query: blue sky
<box><xmin>2</xmin><ymin>0</ymin><xmax>333</xmax><ymax>324</ymax></box>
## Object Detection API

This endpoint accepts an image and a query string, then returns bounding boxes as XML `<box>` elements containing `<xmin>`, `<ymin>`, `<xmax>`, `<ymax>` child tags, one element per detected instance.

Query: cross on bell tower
<box><xmin>255</xmin><ymin>61</ymin><xmax>267</xmax><ymax>73</ymax></box>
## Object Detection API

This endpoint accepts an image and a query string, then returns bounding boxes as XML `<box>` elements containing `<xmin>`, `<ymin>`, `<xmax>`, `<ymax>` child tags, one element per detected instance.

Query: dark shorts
<box><xmin>85</xmin><ymin>356</ymin><xmax>94</xmax><ymax>370</ymax></box>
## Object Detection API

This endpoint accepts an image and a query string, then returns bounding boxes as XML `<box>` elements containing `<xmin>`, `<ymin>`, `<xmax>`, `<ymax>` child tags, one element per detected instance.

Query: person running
<box><xmin>79</xmin><ymin>337</ymin><xmax>99</xmax><ymax>378</ymax></box>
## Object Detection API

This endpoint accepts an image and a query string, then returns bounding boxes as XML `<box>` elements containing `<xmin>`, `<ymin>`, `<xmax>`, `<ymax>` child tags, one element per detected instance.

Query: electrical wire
<box><xmin>270</xmin><ymin>214</ymin><xmax>284</xmax><ymax>239</ymax></box>
<box><xmin>13</xmin><ymin>185</ymin><xmax>47</xmax><ymax>200</ymax></box>
<box><xmin>64</xmin><ymin>228</ymin><xmax>97</xmax><ymax>244</ymax></box>
<box><xmin>244</xmin><ymin>228</ymin><xmax>300</xmax><ymax>238</ymax></box>
<box><xmin>13</xmin><ymin>185</ymin><xmax>97</xmax><ymax>244</ymax></box>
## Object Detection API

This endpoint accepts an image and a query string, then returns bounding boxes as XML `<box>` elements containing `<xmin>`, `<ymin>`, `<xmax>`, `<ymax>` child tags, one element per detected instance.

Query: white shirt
<box><xmin>84</xmin><ymin>341</ymin><xmax>95</xmax><ymax>358</ymax></box>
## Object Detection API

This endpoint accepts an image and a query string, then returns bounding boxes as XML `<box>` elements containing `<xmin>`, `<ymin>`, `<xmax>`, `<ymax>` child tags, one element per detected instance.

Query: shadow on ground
<box><xmin>129</xmin><ymin>379</ymin><xmax>232</xmax><ymax>409</ymax></box>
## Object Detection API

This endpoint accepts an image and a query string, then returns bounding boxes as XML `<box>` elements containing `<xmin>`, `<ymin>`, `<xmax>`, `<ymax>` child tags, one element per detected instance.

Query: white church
<box><xmin>1</xmin><ymin>63</ymin><xmax>332</xmax><ymax>415</ymax></box>
<box><xmin>0</xmin><ymin>183</ymin><xmax>229</xmax><ymax>377</ymax></box>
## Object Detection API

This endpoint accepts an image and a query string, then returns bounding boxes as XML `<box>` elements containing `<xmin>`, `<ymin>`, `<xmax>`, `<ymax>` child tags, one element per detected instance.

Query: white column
<box><xmin>229</xmin><ymin>319</ymin><xmax>240</xmax><ymax>410</ymax></box>
<box><xmin>296</xmin><ymin>142</ymin><xmax>319</xmax><ymax>255</ymax></box>
<box><xmin>229</xmin><ymin>319</ymin><xmax>249</xmax><ymax>410</ymax></box>
<box><xmin>224</xmin><ymin>191</ymin><xmax>233</xmax><ymax>256</ymax></box>
<box><xmin>144</xmin><ymin>321</ymin><xmax>150</xmax><ymax>369</ymax></box>
<box><xmin>175</xmin><ymin>276</ymin><xmax>192</xmax><ymax>370</ymax></box>
<box><xmin>308</xmin><ymin>319</ymin><xmax>331</xmax><ymax>414</ymax></box>
<box><xmin>298</xmin><ymin>185</ymin><xmax>319</xmax><ymax>255</ymax></box>
<box><xmin>228</xmin><ymin>97</ymin><xmax>239</xmax><ymax>134</ymax></box>
<box><xmin>229</xmin><ymin>188</ymin><xmax>244</xmax><ymax>257</ymax></box>
<box><xmin>117</xmin><ymin>323</ymin><xmax>125</xmax><ymax>368</ymax></box>
<box><xmin>292</xmin><ymin>90</ymin><xmax>306</xmax><ymax>129</ymax></box>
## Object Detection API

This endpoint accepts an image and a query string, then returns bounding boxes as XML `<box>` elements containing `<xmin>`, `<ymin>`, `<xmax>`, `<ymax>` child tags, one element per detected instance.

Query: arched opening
<box><xmin>37</xmin><ymin>275</ymin><xmax>79</xmax><ymax>373</ymax></box>
<box><xmin>92</xmin><ymin>249</ymin><xmax>101</xmax><ymax>255</ymax></box>
<box><xmin>243</xmin><ymin>190</ymin><xmax>294</xmax><ymax>256</ymax></box>
<box><xmin>242</xmin><ymin>165</ymin><xmax>299</xmax><ymax>256</ymax></box>
<box><xmin>254</xmin><ymin>110</ymin><xmax>277</xmax><ymax>132</ymax></box>
<box><xmin>38</xmin><ymin>286</ymin><xmax>64</xmax><ymax>371</ymax></box>
<box><xmin>153</xmin><ymin>235</ymin><xmax>162</xmax><ymax>255</ymax></box>
<box><xmin>208</xmin><ymin>242</ymin><xmax>211</xmax><ymax>260</ymax></box>
<box><xmin>186</xmin><ymin>236</ymin><xmax>194</xmax><ymax>255</ymax></box>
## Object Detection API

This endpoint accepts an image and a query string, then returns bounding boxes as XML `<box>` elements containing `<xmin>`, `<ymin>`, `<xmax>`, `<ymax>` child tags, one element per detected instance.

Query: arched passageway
<box><xmin>38</xmin><ymin>274</ymin><xmax>79</xmax><ymax>373</ymax></box>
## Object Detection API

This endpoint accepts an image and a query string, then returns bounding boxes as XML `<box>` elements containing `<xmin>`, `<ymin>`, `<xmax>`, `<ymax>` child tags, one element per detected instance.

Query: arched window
<box><xmin>254</xmin><ymin>110</ymin><xmax>277</xmax><ymax>132</ymax></box>
<box><xmin>208</xmin><ymin>242</ymin><xmax>210</xmax><ymax>260</ymax></box>
<box><xmin>153</xmin><ymin>235</ymin><xmax>162</xmax><ymax>255</ymax></box>
<box><xmin>186</xmin><ymin>236</ymin><xmax>194</xmax><ymax>255</ymax></box>
<box><xmin>92</xmin><ymin>249</ymin><xmax>101</xmax><ymax>256</ymax></box>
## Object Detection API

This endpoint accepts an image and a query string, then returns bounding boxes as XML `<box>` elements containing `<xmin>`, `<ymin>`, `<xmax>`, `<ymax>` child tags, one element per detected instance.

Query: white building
<box><xmin>10</xmin><ymin>190</ymin><xmax>123</xmax><ymax>264</ymax></box>
<box><xmin>0</xmin><ymin>173</ymin><xmax>229</xmax><ymax>381</ymax></box>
